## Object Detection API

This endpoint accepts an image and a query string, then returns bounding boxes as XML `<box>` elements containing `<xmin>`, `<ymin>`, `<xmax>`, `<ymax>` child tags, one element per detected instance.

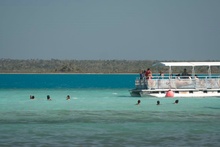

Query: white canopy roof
<box><xmin>157</xmin><ymin>62</ymin><xmax>220</xmax><ymax>67</ymax></box>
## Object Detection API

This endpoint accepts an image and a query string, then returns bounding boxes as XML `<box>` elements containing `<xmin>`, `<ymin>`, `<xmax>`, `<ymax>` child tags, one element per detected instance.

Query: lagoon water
<box><xmin>0</xmin><ymin>74</ymin><xmax>220</xmax><ymax>146</ymax></box>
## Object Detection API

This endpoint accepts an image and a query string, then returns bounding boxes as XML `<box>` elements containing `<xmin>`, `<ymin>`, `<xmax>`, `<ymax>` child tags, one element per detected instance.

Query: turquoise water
<box><xmin>0</xmin><ymin>74</ymin><xmax>220</xmax><ymax>146</ymax></box>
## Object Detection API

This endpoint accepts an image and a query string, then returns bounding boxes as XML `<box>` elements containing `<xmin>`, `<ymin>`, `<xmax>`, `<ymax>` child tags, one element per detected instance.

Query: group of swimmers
<box><xmin>30</xmin><ymin>95</ymin><xmax>71</xmax><ymax>100</ymax></box>
<box><xmin>136</xmin><ymin>99</ymin><xmax>179</xmax><ymax>105</ymax></box>
<box><xmin>30</xmin><ymin>95</ymin><xmax>179</xmax><ymax>105</ymax></box>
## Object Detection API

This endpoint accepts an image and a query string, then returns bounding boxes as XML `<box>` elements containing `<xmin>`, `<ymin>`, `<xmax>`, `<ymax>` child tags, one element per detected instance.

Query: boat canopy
<box><xmin>156</xmin><ymin>62</ymin><xmax>220</xmax><ymax>67</ymax></box>
<box><xmin>153</xmin><ymin>62</ymin><xmax>220</xmax><ymax>77</ymax></box>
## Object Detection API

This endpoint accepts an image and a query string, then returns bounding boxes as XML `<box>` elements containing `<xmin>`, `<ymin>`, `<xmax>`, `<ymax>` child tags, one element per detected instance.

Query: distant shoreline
<box><xmin>1</xmin><ymin>59</ymin><xmax>220</xmax><ymax>73</ymax></box>
<box><xmin>0</xmin><ymin>72</ymin><xmax>215</xmax><ymax>75</ymax></box>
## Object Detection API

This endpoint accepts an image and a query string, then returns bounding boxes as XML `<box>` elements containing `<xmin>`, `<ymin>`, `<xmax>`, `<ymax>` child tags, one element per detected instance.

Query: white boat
<box><xmin>129</xmin><ymin>62</ymin><xmax>220</xmax><ymax>97</ymax></box>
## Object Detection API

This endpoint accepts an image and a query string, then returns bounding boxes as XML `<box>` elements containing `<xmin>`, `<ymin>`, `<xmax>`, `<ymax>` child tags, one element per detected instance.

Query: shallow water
<box><xmin>0</xmin><ymin>74</ymin><xmax>220</xmax><ymax>146</ymax></box>
<box><xmin>0</xmin><ymin>88</ymin><xmax>220</xmax><ymax>147</ymax></box>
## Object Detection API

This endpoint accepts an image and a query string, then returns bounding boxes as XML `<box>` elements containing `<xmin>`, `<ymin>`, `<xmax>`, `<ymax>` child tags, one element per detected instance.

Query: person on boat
<box><xmin>173</xmin><ymin>99</ymin><xmax>179</xmax><ymax>104</ymax></box>
<box><xmin>158</xmin><ymin>71</ymin><xmax>164</xmax><ymax>79</ymax></box>
<box><xmin>159</xmin><ymin>71</ymin><xmax>164</xmax><ymax>77</ymax></box>
<box><xmin>136</xmin><ymin>100</ymin><xmax>141</xmax><ymax>105</ymax></box>
<box><xmin>66</xmin><ymin>95</ymin><xmax>70</xmax><ymax>100</ymax></box>
<box><xmin>139</xmin><ymin>70</ymin><xmax>144</xmax><ymax>80</ymax></box>
<box><xmin>47</xmin><ymin>95</ymin><xmax>52</xmax><ymax>100</ymax></box>
<box><xmin>181</xmin><ymin>69</ymin><xmax>189</xmax><ymax>79</ymax></box>
<box><xmin>157</xmin><ymin>100</ymin><xmax>160</xmax><ymax>105</ymax></box>
<box><xmin>145</xmin><ymin>68</ymin><xmax>152</xmax><ymax>79</ymax></box>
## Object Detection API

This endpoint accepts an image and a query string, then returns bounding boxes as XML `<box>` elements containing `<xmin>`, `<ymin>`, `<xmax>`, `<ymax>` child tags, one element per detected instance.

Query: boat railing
<box><xmin>135</xmin><ymin>75</ymin><xmax>220</xmax><ymax>89</ymax></box>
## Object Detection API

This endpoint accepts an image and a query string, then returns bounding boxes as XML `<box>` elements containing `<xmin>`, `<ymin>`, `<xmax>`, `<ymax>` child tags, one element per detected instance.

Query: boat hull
<box><xmin>130</xmin><ymin>89</ymin><xmax>220</xmax><ymax>98</ymax></box>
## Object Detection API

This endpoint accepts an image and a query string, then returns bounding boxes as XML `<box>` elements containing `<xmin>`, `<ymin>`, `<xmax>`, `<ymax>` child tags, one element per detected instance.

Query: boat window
<box><xmin>174</xmin><ymin>91</ymin><xmax>179</xmax><ymax>93</ymax></box>
<box><xmin>189</xmin><ymin>91</ymin><xmax>193</xmax><ymax>93</ymax></box>
<box><xmin>161</xmin><ymin>91</ymin><xmax>165</xmax><ymax>94</ymax></box>
<box><xmin>203</xmin><ymin>90</ymin><xmax>207</xmax><ymax>93</ymax></box>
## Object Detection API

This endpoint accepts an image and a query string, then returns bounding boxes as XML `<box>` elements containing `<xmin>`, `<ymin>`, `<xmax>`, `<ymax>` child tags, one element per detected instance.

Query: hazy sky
<box><xmin>0</xmin><ymin>0</ymin><xmax>220</xmax><ymax>60</ymax></box>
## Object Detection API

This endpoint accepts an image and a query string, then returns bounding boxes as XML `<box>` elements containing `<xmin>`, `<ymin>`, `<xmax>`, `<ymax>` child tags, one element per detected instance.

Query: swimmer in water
<box><xmin>47</xmin><ymin>95</ymin><xmax>51</xmax><ymax>100</ymax></box>
<box><xmin>157</xmin><ymin>100</ymin><xmax>160</xmax><ymax>105</ymax></box>
<box><xmin>136</xmin><ymin>100</ymin><xmax>141</xmax><ymax>105</ymax></box>
<box><xmin>174</xmin><ymin>99</ymin><xmax>179</xmax><ymax>104</ymax></box>
<box><xmin>30</xmin><ymin>95</ymin><xmax>35</xmax><ymax>99</ymax></box>
<box><xmin>66</xmin><ymin>95</ymin><xmax>70</xmax><ymax>100</ymax></box>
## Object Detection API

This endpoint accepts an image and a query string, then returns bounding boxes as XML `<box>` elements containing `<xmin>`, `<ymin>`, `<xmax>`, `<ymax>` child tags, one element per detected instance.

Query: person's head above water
<box><xmin>136</xmin><ymin>100</ymin><xmax>141</xmax><ymax>105</ymax></box>
<box><xmin>157</xmin><ymin>100</ymin><xmax>160</xmax><ymax>105</ymax></box>
<box><xmin>174</xmin><ymin>99</ymin><xmax>179</xmax><ymax>104</ymax></box>
<box><xmin>47</xmin><ymin>95</ymin><xmax>51</xmax><ymax>100</ymax></box>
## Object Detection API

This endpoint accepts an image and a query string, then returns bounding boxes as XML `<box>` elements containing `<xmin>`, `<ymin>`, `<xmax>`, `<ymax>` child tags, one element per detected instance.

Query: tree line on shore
<box><xmin>0</xmin><ymin>59</ymin><xmax>220</xmax><ymax>74</ymax></box>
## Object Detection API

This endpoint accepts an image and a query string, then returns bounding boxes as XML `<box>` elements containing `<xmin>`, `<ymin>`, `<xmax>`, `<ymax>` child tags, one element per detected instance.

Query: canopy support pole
<box><xmin>208</xmin><ymin>66</ymin><xmax>211</xmax><ymax>78</ymax></box>
<box><xmin>168</xmin><ymin>66</ymin><xmax>172</xmax><ymax>89</ymax></box>
<box><xmin>192</xmin><ymin>66</ymin><xmax>195</xmax><ymax>78</ymax></box>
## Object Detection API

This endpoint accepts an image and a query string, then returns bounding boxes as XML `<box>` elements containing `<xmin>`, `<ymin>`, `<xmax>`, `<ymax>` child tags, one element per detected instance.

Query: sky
<box><xmin>0</xmin><ymin>0</ymin><xmax>220</xmax><ymax>60</ymax></box>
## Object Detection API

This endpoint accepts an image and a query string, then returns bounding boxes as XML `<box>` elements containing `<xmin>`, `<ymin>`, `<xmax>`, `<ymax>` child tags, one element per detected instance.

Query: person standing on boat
<box><xmin>159</xmin><ymin>71</ymin><xmax>164</xmax><ymax>79</ymax></box>
<box><xmin>181</xmin><ymin>68</ymin><xmax>189</xmax><ymax>79</ymax></box>
<box><xmin>145</xmin><ymin>68</ymin><xmax>152</xmax><ymax>79</ymax></box>
<box><xmin>139</xmin><ymin>70</ymin><xmax>144</xmax><ymax>80</ymax></box>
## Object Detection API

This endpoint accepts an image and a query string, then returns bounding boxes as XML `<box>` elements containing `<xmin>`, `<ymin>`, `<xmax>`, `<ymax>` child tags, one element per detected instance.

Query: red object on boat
<box><xmin>166</xmin><ymin>90</ymin><xmax>174</xmax><ymax>97</ymax></box>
